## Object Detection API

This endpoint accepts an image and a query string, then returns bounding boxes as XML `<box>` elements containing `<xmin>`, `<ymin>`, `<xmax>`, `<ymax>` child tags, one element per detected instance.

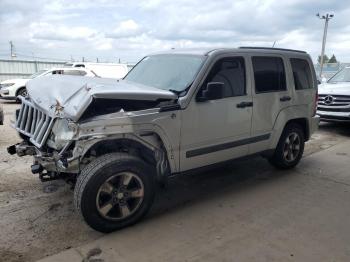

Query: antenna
<box><xmin>272</xmin><ymin>41</ymin><xmax>276</xmax><ymax>48</ymax></box>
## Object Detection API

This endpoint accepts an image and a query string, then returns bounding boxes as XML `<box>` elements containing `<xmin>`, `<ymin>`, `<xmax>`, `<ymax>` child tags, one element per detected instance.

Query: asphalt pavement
<box><xmin>38</xmin><ymin>139</ymin><xmax>350</xmax><ymax>262</ymax></box>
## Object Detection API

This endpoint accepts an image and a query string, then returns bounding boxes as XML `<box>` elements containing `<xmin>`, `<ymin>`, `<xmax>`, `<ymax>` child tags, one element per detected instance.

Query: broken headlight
<box><xmin>47</xmin><ymin>119</ymin><xmax>77</xmax><ymax>150</ymax></box>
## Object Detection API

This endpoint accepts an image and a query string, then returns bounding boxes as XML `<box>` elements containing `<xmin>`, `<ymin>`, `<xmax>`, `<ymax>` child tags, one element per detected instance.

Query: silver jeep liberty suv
<box><xmin>8</xmin><ymin>47</ymin><xmax>319</xmax><ymax>232</ymax></box>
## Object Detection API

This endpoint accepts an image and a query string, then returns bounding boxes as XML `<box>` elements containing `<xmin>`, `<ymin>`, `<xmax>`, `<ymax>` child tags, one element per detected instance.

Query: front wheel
<box><xmin>268</xmin><ymin>123</ymin><xmax>305</xmax><ymax>169</ymax></box>
<box><xmin>16</xmin><ymin>87</ymin><xmax>27</xmax><ymax>103</ymax></box>
<box><xmin>74</xmin><ymin>153</ymin><xmax>156</xmax><ymax>233</ymax></box>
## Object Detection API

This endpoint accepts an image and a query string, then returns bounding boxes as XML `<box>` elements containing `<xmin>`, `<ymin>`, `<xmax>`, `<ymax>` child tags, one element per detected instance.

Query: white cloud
<box><xmin>93</xmin><ymin>38</ymin><xmax>113</xmax><ymax>51</ymax></box>
<box><xmin>1</xmin><ymin>0</ymin><xmax>350</xmax><ymax>62</ymax></box>
<box><xmin>30</xmin><ymin>22</ymin><xmax>97</xmax><ymax>41</ymax></box>
<box><xmin>107</xmin><ymin>19</ymin><xmax>142</xmax><ymax>38</ymax></box>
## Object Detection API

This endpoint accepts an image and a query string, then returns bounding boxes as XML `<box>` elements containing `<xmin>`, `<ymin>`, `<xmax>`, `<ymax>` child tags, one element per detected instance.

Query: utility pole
<box><xmin>316</xmin><ymin>13</ymin><xmax>334</xmax><ymax>78</ymax></box>
<box><xmin>32</xmin><ymin>52</ymin><xmax>38</xmax><ymax>72</ymax></box>
<box><xmin>9</xmin><ymin>41</ymin><xmax>16</xmax><ymax>58</ymax></box>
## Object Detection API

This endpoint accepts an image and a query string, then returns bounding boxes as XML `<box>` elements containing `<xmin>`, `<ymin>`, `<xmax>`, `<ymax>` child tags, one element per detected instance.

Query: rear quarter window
<box><xmin>290</xmin><ymin>58</ymin><xmax>313</xmax><ymax>90</ymax></box>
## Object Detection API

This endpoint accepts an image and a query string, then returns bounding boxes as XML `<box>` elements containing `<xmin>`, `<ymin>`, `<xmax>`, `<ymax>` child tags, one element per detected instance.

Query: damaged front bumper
<box><xmin>7</xmin><ymin>141</ymin><xmax>80</xmax><ymax>181</ymax></box>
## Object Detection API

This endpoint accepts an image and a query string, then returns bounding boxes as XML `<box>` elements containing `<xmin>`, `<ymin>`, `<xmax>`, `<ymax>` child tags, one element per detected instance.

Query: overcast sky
<box><xmin>0</xmin><ymin>0</ymin><xmax>349</xmax><ymax>63</ymax></box>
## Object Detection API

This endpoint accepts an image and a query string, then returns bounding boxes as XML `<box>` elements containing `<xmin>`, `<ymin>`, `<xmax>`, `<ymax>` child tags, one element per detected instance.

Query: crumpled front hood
<box><xmin>319</xmin><ymin>82</ymin><xmax>350</xmax><ymax>95</ymax></box>
<box><xmin>26</xmin><ymin>75</ymin><xmax>177</xmax><ymax>121</ymax></box>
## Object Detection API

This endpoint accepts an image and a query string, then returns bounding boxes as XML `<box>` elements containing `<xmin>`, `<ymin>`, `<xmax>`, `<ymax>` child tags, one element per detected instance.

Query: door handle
<box><xmin>236</xmin><ymin>101</ymin><xmax>253</xmax><ymax>108</ymax></box>
<box><xmin>280</xmin><ymin>96</ymin><xmax>291</xmax><ymax>102</ymax></box>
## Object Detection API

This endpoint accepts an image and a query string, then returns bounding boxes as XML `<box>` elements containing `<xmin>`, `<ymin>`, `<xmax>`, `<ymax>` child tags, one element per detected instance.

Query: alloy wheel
<box><xmin>96</xmin><ymin>172</ymin><xmax>144</xmax><ymax>221</ymax></box>
<box><xmin>283</xmin><ymin>132</ymin><xmax>301</xmax><ymax>162</ymax></box>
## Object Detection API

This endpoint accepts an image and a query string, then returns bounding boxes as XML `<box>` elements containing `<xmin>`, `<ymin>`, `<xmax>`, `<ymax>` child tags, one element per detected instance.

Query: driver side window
<box><xmin>201</xmin><ymin>57</ymin><xmax>246</xmax><ymax>98</ymax></box>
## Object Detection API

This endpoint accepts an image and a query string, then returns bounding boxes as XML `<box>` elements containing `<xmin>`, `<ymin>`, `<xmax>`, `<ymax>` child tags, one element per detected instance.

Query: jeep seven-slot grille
<box><xmin>15</xmin><ymin>98</ymin><xmax>54</xmax><ymax>148</ymax></box>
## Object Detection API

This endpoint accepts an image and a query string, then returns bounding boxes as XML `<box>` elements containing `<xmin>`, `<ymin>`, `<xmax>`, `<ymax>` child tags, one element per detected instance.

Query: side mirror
<box><xmin>197</xmin><ymin>82</ymin><xmax>224</xmax><ymax>102</ymax></box>
<box><xmin>317</xmin><ymin>79</ymin><xmax>321</xmax><ymax>85</ymax></box>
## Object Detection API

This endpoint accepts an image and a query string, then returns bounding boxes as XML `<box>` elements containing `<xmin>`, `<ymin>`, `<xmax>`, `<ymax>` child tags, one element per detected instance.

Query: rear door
<box><xmin>289</xmin><ymin>57</ymin><xmax>317</xmax><ymax>117</ymax></box>
<box><xmin>249</xmin><ymin>55</ymin><xmax>292</xmax><ymax>153</ymax></box>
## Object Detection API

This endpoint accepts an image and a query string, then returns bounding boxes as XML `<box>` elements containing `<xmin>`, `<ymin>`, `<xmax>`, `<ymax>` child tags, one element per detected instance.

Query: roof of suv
<box><xmin>151</xmin><ymin>47</ymin><xmax>308</xmax><ymax>56</ymax></box>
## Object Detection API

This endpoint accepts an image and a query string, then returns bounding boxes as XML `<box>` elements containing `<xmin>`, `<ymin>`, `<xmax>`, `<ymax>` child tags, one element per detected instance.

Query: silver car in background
<box><xmin>317</xmin><ymin>66</ymin><xmax>350</xmax><ymax>122</ymax></box>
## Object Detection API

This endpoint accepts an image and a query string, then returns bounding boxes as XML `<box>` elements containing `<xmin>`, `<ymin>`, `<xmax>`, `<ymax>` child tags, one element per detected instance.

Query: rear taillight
<box><xmin>313</xmin><ymin>89</ymin><xmax>318</xmax><ymax>116</ymax></box>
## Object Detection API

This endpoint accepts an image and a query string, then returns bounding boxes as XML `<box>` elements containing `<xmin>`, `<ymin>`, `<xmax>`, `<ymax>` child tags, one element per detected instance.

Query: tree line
<box><xmin>318</xmin><ymin>54</ymin><xmax>338</xmax><ymax>64</ymax></box>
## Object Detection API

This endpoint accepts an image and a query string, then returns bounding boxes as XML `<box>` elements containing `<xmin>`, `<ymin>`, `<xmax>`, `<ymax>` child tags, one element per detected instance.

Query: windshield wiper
<box><xmin>169</xmin><ymin>89</ymin><xmax>182</xmax><ymax>96</ymax></box>
<box><xmin>169</xmin><ymin>82</ymin><xmax>194</xmax><ymax>97</ymax></box>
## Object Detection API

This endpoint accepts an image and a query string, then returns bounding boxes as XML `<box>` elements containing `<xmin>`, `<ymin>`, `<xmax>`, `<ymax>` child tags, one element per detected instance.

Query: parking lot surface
<box><xmin>0</xmin><ymin>100</ymin><xmax>350</xmax><ymax>262</ymax></box>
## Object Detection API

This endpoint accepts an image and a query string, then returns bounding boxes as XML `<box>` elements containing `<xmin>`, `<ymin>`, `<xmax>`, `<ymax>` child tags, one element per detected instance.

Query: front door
<box><xmin>180</xmin><ymin>56</ymin><xmax>253</xmax><ymax>171</ymax></box>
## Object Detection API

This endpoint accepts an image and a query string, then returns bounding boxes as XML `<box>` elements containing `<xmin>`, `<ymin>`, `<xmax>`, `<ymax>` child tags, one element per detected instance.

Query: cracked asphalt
<box><xmin>0</xmin><ymin>100</ymin><xmax>350</xmax><ymax>262</ymax></box>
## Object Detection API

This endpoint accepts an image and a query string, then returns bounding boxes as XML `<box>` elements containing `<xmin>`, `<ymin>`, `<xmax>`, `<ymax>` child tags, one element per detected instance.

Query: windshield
<box><xmin>29</xmin><ymin>70</ymin><xmax>47</xmax><ymax>79</ymax></box>
<box><xmin>124</xmin><ymin>54</ymin><xmax>205</xmax><ymax>92</ymax></box>
<box><xmin>328</xmin><ymin>67</ymin><xmax>350</xmax><ymax>83</ymax></box>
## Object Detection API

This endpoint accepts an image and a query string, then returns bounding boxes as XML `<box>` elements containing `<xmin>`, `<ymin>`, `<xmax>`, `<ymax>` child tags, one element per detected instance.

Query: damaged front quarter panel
<box><xmin>14</xmin><ymin>74</ymin><xmax>181</xmax><ymax>182</ymax></box>
<box><xmin>27</xmin><ymin>106</ymin><xmax>180</xmax><ymax>181</ymax></box>
<box><xmin>74</xmin><ymin>106</ymin><xmax>181</xmax><ymax>174</ymax></box>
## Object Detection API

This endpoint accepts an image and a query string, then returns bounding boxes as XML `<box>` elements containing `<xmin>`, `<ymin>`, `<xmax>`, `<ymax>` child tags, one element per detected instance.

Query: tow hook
<box><xmin>7</xmin><ymin>144</ymin><xmax>17</xmax><ymax>155</ymax></box>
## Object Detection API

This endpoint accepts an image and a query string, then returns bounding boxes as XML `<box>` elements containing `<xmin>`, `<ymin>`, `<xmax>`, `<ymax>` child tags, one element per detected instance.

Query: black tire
<box><xmin>74</xmin><ymin>153</ymin><xmax>156</xmax><ymax>233</ymax></box>
<box><xmin>268</xmin><ymin>123</ymin><xmax>305</xmax><ymax>169</ymax></box>
<box><xmin>16</xmin><ymin>87</ymin><xmax>27</xmax><ymax>103</ymax></box>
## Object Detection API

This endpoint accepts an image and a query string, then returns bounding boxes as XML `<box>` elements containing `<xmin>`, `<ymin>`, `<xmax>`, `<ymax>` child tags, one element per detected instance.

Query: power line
<box><xmin>14</xmin><ymin>52</ymin><xmax>69</xmax><ymax>62</ymax></box>
<box><xmin>0</xmin><ymin>45</ymin><xmax>138</xmax><ymax>64</ymax></box>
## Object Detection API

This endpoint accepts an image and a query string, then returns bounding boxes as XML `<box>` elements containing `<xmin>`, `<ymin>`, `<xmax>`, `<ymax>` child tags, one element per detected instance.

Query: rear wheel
<box><xmin>74</xmin><ymin>153</ymin><xmax>156</xmax><ymax>233</ymax></box>
<box><xmin>268</xmin><ymin>123</ymin><xmax>305</xmax><ymax>169</ymax></box>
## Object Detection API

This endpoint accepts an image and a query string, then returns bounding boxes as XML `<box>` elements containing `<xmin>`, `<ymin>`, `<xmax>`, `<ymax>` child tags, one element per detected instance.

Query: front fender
<box><xmin>75</xmin><ymin>125</ymin><xmax>178</xmax><ymax>173</ymax></box>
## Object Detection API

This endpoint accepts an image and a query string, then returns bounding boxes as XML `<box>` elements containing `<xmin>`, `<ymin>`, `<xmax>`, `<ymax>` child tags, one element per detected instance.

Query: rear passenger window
<box><xmin>252</xmin><ymin>57</ymin><xmax>286</xmax><ymax>93</ymax></box>
<box><xmin>290</xmin><ymin>58</ymin><xmax>313</xmax><ymax>90</ymax></box>
<box><xmin>203</xmin><ymin>57</ymin><xmax>246</xmax><ymax>97</ymax></box>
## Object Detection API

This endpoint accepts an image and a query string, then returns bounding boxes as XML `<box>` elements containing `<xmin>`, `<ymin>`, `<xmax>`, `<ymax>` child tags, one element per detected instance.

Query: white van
<box><xmin>65</xmin><ymin>62</ymin><xmax>131</xmax><ymax>79</ymax></box>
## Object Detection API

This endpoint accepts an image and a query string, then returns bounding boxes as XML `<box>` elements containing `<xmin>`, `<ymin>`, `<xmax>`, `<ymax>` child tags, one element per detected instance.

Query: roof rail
<box><xmin>204</xmin><ymin>48</ymin><xmax>227</xmax><ymax>55</ymax></box>
<box><xmin>239</xmin><ymin>46</ymin><xmax>307</xmax><ymax>54</ymax></box>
